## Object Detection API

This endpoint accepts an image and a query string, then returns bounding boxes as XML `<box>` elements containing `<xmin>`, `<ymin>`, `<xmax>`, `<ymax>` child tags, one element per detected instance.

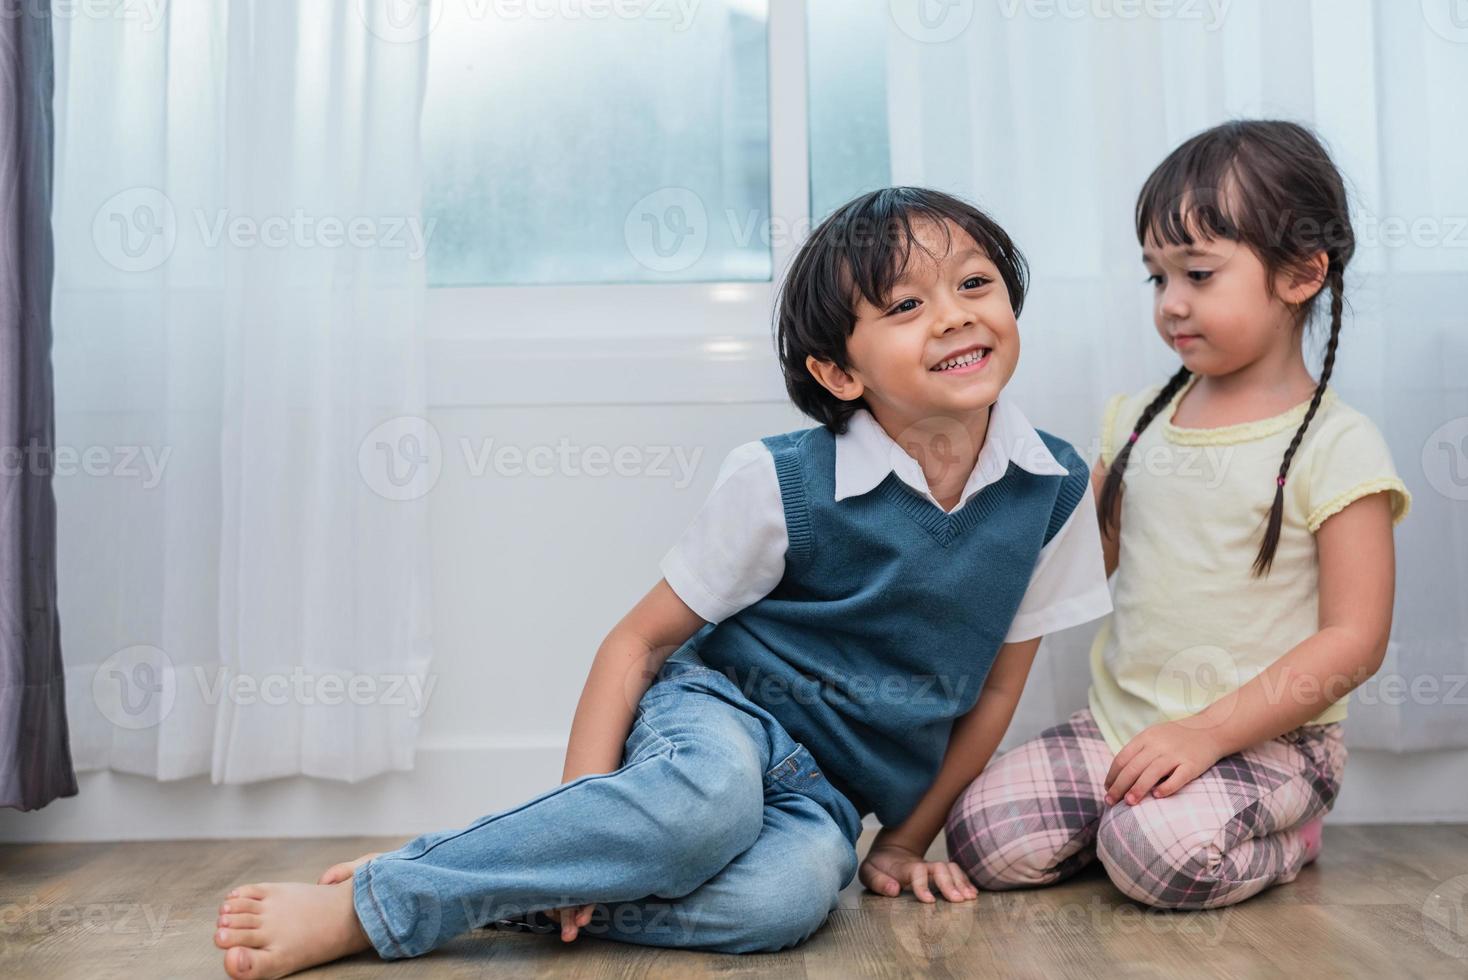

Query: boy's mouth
<box><xmin>929</xmin><ymin>345</ymin><xmax>992</xmax><ymax>373</ymax></box>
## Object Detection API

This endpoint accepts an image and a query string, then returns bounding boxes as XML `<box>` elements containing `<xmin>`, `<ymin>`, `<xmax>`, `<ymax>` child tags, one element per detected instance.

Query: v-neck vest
<box><xmin>678</xmin><ymin>422</ymin><xmax>1089</xmax><ymax>828</ymax></box>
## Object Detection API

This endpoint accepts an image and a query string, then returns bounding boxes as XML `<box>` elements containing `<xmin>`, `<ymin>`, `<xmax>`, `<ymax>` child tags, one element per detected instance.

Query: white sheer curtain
<box><xmin>871</xmin><ymin>0</ymin><xmax>1468</xmax><ymax>751</ymax></box>
<box><xmin>52</xmin><ymin>2</ymin><xmax>435</xmax><ymax>782</ymax></box>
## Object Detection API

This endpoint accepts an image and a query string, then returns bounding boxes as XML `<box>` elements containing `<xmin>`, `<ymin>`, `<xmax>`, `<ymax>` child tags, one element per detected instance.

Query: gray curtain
<box><xmin>1</xmin><ymin>0</ymin><xmax>75</xmax><ymax>810</ymax></box>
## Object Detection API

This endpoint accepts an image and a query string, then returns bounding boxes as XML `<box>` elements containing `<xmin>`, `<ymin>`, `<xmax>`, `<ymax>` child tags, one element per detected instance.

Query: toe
<box><xmin>218</xmin><ymin>913</ymin><xmax>263</xmax><ymax>930</ymax></box>
<box><xmin>228</xmin><ymin>884</ymin><xmax>269</xmax><ymax>901</ymax></box>
<box><xmin>221</xmin><ymin>898</ymin><xmax>264</xmax><ymax>915</ymax></box>
<box><xmin>317</xmin><ymin>865</ymin><xmax>350</xmax><ymax>885</ymax></box>
<box><xmin>224</xmin><ymin>945</ymin><xmax>259</xmax><ymax>980</ymax></box>
<box><xmin>216</xmin><ymin>927</ymin><xmax>269</xmax><ymax>950</ymax></box>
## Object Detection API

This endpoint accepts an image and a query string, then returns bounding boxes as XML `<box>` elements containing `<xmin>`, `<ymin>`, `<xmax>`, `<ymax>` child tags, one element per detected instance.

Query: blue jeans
<box><xmin>352</xmin><ymin>646</ymin><xmax>864</xmax><ymax>957</ymax></box>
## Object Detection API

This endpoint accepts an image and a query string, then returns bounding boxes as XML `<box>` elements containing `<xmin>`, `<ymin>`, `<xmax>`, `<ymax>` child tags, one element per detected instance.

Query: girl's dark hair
<box><xmin>774</xmin><ymin>187</ymin><xmax>1028</xmax><ymax>434</ymax></box>
<box><xmin>1099</xmin><ymin>119</ymin><xmax>1355</xmax><ymax>577</ymax></box>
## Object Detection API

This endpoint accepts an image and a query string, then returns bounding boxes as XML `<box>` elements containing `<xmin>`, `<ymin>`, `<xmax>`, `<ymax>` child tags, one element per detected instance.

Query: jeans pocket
<box><xmin>763</xmin><ymin>743</ymin><xmax>826</xmax><ymax>794</ymax></box>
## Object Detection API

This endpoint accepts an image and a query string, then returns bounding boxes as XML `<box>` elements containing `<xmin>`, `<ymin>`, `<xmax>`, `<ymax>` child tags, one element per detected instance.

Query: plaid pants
<box><xmin>944</xmin><ymin>708</ymin><xmax>1347</xmax><ymax>909</ymax></box>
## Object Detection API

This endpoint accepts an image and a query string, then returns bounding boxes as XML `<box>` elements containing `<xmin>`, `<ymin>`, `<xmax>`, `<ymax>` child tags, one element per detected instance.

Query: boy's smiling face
<box><xmin>806</xmin><ymin>217</ymin><xmax>1019</xmax><ymax>434</ymax></box>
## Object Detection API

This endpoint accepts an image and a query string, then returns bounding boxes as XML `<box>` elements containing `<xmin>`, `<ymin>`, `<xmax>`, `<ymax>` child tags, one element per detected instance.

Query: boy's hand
<box><xmin>860</xmin><ymin>841</ymin><xmax>978</xmax><ymax>903</ymax></box>
<box><xmin>1104</xmin><ymin>720</ymin><xmax>1226</xmax><ymax>806</ymax></box>
<box><xmin>544</xmin><ymin>904</ymin><xmax>596</xmax><ymax>942</ymax></box>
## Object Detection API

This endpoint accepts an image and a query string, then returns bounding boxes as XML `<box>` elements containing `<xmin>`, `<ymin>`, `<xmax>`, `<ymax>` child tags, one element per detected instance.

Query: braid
<box><xmin>1252</xmin><ymin>266</ymin><xmax>1345</xmax><ymax>577</ymax></box>
<box><xmin>1099</xmin><ymin>365</ymin><xmax>1193</xmax><ymax>536</ymax></box>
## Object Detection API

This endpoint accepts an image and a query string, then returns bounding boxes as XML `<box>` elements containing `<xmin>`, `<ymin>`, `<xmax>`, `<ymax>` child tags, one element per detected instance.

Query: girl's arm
<box><xmin>1105</xmin><ymin>491</ymin><xmax>1396</xmax><ymax>803</ymax></box>
<box><xmin>560</xmin><ymin>578</ymin><xmax>707</xmax><ymax>781</ymax></box>
<box><xmin>861</xmin><ymin>635</ymin><xmax>1043</xmax><ymax>900</ymax></box>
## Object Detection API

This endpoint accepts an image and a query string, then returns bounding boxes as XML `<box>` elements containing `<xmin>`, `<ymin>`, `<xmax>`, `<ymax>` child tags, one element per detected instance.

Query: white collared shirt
<box><xmin>659</xmin><ymin>400</ymin><xmax>1113</xmax><ymax>643</ymax></box>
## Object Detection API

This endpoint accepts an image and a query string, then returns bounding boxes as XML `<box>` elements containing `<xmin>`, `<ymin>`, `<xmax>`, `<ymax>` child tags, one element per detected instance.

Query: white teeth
<box><xmin>933</xmin><ymin>348</ymin><xmax>989</xmax><ymax>371</ymax></box>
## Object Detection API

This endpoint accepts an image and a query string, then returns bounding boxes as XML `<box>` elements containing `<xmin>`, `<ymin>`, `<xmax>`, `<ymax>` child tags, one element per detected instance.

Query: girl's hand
<box><xmin>860</xmin><ymin>841</ymin><xmax>978</xmax><ymax>903</ymax></box>
<box><xmin>544</xmin><ymin>904</ymin><xmax>596</xmax><ymax>942</ymax></box>
<box><xmin>1104</xmin><ymin>720</ymin><xmax>1226</xmax><ymax>806</ymax></box>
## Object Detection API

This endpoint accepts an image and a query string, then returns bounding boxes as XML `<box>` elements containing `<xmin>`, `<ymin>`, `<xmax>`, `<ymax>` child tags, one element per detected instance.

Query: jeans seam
<box><xmin>359</xmin><ymin>862</ymin><xmax>410</xmax><ymax>958</ymax></box>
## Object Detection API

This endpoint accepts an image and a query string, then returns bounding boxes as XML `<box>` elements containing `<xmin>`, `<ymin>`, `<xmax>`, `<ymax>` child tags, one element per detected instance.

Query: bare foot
<box><xmin>317</xmin><ymin>851</ymin><xmax>383</xmax><ymax>885</ymax></box>
<box><xmin>214</xmin><ymin>880</ymin><xmax>373</xmax><ymax>979</ymax></box>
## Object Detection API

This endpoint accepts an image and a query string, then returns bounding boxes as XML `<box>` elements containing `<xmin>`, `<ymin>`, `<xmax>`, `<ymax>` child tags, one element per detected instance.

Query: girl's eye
<box><xmin>1145</xmin><ymin>274</ymin><xmax>1164</xmax><ymax>288</ymax></box>
<box><xmin>887</xmin><ymin>298</ymin><xmax>919</xmax><ymax>316</ymax></box>
<box><xmin>1187</xmin><ymin>270</ymin><xmax>1213</xmax><ymax>283</ymax></box>
<box><xmin>960</xmin><ymin>275</ymin><xmax>991</xmax><ymax>290</ymax></box>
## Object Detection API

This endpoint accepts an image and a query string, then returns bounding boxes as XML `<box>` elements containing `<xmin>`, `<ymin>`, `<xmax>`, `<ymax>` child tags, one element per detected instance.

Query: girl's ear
<box><xmin>805</xmin><ymin>354</ymin><xmax>865</xmax><ymax>402</ymax></box>
<box><xmin>1279</xmin><ymin>250</ymin><xmax>1330</xmax><ymax>306</ymax></box>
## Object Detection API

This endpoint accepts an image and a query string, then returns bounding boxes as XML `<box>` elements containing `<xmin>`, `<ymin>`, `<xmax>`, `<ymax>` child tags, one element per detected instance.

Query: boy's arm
<box><xmin>561</xmin><ymin>578</ymin><xmax>707</xmax><ymax>781</ymax></box>
<box><xmin>871</xmin><ymin>634</ymin><xmax>1043</xmax><ymax>857</ymax></box>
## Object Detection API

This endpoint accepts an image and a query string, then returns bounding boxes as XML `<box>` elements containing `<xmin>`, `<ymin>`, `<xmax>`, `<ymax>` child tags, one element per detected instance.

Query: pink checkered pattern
<box><xmin>944</xmin><ymin>708</ymin><xmax>1346</xmax><ymax>909</ymax></box>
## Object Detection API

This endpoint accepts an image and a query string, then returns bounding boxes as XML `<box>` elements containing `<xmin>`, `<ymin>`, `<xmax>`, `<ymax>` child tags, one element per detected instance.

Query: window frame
<box><xmin>425</xmin><ymin>0</ymin><xmax>809</xmax><ymax>409</ymax></box>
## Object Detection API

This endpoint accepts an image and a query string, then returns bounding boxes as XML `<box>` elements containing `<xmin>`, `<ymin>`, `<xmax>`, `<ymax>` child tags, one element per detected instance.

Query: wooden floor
<box><xmin>3</xmin><ymin>825</ymin><xmax>1466</xmax><ymax>978</ymax></box>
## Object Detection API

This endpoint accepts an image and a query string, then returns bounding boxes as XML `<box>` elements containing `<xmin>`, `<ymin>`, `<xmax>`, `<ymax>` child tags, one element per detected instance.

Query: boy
<box><xmin>214</xmin><ymin>187</ymin><xmax>1111</xmax><ymax>978</ymax></box>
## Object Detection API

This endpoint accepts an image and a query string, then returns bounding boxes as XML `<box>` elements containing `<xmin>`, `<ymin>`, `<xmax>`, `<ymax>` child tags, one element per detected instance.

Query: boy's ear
<box><xmin>1279</xmin><ymin>250</ymin><xmax>1330</xmax><ymax>306</ymax></box>
<box><xmin>805</xmin><ymin>354</ymin><xmax>864</xmax><ymax>402</ymax></box>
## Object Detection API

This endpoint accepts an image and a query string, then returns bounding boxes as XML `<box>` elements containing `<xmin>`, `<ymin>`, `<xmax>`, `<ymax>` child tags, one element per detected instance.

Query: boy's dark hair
<box><xmin>773</xmin><ymin>187</ymin><xmax>1028</xmax><ymax>435</ymax></box>
<box><xmin>1098</xmin><ymin>119</ymin><xmax>1355</xmax><ymax>577</ymax></box>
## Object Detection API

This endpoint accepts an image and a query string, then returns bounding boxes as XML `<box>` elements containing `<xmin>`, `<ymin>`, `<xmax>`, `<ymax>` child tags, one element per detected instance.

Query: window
<box><xmin>422</xmin><ymin>1</ymin><xmax>772</xmax><ymax>287</ymax></box>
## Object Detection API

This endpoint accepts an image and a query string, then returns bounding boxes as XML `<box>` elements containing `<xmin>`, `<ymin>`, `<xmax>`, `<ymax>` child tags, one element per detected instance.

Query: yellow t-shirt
<box><xmin>1087</xmin><ymin>376</ymin><xmax>1411</xmax><ymax>753</ymax></box>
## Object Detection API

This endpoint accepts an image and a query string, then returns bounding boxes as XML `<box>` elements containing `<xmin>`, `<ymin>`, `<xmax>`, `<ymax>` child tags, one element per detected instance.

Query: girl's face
<box><xmin>1142</xmin><ymin>232</ymin><xmax>1308</xmax><ymax>376</ymax></box>
<box><xmin>814</xmin><ymin>218</ymin><xmax>1019</xmax><ymax>431</ymax></box>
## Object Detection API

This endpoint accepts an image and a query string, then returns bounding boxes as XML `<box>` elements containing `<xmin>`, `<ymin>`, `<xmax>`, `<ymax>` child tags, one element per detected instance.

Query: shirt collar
<box><xmin>834</xmin><ymin>398</ymin><xmax>1068</xmax><ymax>512</ymax></box>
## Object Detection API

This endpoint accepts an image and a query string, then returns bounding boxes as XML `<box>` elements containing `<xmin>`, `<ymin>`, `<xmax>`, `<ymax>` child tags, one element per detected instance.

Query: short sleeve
<box><xmin>1303</xmin><ymin>412</ymin><xmax>1412</xmax><ymax>533</ymax></box>
<box><xmin>658</xmin><ymin>440</ymin><xmax>788</xmax><ymax>624</ymax></box>
<box><xmin>1004</xmin><ymin>489</ymin><xmax>1114</xmax><ymax>643</ymax></box>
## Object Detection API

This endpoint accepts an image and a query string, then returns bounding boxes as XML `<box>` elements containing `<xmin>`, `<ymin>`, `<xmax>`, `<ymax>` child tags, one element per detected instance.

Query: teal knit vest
<box><xmin>681</xmin><ymin>421</ymin><xmax>1090</xmax><ymax>828</ymax></box>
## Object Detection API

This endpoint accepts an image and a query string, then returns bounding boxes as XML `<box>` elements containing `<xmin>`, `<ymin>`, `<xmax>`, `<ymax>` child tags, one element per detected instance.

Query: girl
<box><xmin>211</xmin><ymin>188</ymin><xmax>1111</xmax><ymax>978</ymax></box>
<box><xmin>945</xmin><ymin>120</ymin><xmax>1411</xmax><ymax>910</ymax></box>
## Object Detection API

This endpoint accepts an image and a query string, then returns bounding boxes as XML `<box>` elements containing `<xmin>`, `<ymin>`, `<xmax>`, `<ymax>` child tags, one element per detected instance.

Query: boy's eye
<box><xmin>1145</xmin><ymin>273</ymin><xmax>1164</xmax><ymax>288</ymax></box>
<box><xmin>1187</xmin><ymin>270</ymin><xmax>1213</xmax><ymax>282</ymax></box>
<box><xmin>887</xmin><ymin>298</ymin><xmax>920</xmax><ymax>316</ymax></box>
<box><xmin>960</xmin><ymin>275</ymin><xmax>991</xmax><ymax>290</ymax></box>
